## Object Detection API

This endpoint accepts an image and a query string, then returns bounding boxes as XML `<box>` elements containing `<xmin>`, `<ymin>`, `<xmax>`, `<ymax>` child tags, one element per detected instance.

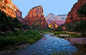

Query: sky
<box><xmin>12</xmin><ymin>0</ymin><xmax>78</xmax><ymax>18</ymax></box>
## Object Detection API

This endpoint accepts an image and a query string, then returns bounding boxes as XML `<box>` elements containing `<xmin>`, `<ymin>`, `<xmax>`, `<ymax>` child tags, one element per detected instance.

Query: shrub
<box><xmin>78</xmin><ymin>4</ymin><xmax>86</xmax><ymax>17</ymax></box>
<box><xmin>54</xmin><ymin>26</ymin><xmax>63</xmax><ymax>31</ymax></box>
<box><xmin>0</xmin><ymin>30</ymin><xmax>42</xmax><ymax>47</ymax></box>
<box><xmin>0</xmin><ymin>10</ymin><xmax>22</xmax><ymax>31</ymax></box>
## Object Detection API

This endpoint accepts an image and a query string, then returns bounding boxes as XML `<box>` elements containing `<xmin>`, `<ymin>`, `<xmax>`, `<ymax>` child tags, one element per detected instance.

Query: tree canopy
<box><xmin>78</xmin><ymin>4</ymin><xmax>86</xmax><ymax>17</ymax></box>
<box><xmin>0</xmin><ymin>10</ymin><xmax>22</xmax><ymax>31</ymax></box>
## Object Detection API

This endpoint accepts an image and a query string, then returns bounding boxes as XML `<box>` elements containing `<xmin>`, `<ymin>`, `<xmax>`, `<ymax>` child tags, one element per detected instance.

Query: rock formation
<box><xmin>46</xmin><ymin>13</ymin><xmax>65</xmax><ymax>26</ymax></box>
<box><xmin>24</xmin><ymin>6</ymin><xmax>48</xmax><ymax>28</ymax></box>
<box><xmin>0</xmin><ymin>0</ymin><xmax>19</xmax><ymax>18</ymax></box>
<box><xmin>65</xmin><ymin>0</ymin><xmax>86</xmax><ymax>24</ymax></box>
<box><xmin>0</xmin><ymin>0</ymin><xmax>23</xmax><ymax>23</ymax></box>
<box><xmin>48</xmin><ymin>21</ymin><xmax>58</xmax><ymax>29</ymax></box>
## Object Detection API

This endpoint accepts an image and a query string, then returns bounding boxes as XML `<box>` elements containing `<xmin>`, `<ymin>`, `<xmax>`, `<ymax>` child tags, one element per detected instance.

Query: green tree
<box><xmin>0</xmin><ymin>10</ymin><xmax>22</xmax><ymax>32</ymax></box>
<box><xmin>78</xmin><ymin>4</ymin><xmax>86</xmax><ymax>17</ymax></box>
<box><xmin>54</xmin><ymin>26</ymin><xmax>63</xmax><ymax>31</ymax></box>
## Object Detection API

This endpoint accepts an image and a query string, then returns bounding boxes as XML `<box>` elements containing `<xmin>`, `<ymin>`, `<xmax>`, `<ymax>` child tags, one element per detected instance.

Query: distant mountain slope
<box><xmin>46</xmin><ymin>13</ymin><xmax>66</xmax><ymax>26</ymax></box>
<box><xmin>57</xmin><ymin>14</ymin><xmax>67</xmax><ymax>21</ymax></box>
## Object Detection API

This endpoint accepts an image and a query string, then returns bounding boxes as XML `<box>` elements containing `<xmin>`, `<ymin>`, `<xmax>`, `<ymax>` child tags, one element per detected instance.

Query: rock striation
<box><xmin>24</xmin><ymin>6</ymin><xmax>48</xmax><ymax>28</ymax></box>
<box><xmin>0</xmin><ymin>0</ymin><xmax>19</xmax><ymax>18</ymax></box>
<box><xmin>0</xmin><ymin>0</ymin><xmax>23</xmax><ymax>23</ymax></box>
<box><xmin>65</xmin><ymin>0</ymin><xmax>86</xmax><ymax>24</ymax></box>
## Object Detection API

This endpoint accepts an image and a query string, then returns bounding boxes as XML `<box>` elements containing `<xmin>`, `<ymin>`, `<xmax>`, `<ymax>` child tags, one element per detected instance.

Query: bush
<box><xmin>65</xmin><ymin>20</ymin><xmax>86</xmax><ymax>33</ymax></box>
<box><xmin>78</xmin><ymin>4</ymin><xmax>86</xmax><ymax>17</ymax></box>
<box><xmin>65</xmin><ymin>4</ymin><xmax>86</xmax><ymax>33</ymax></box>
<box><xmin>0</xmin><ymin>30</ymin><xmax>42</xmax><ymax>47</ymax></box>
<box><xmin>0</xmin><ymin>10</ymin><xmax>22</xmax><ymax>31</ymax></box>
<box><xmin>54</xmin><ymin>26</ymin><xmax>63</xmax><ymax>31</ymax></box>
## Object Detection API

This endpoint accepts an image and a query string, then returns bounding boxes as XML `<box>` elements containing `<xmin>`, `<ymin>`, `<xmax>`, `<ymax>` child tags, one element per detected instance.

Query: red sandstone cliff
<box><xmin>0</xmin><ymin>0</ymin><xmax>23</xmax><ymax>23</ymax></box>
<box><xmin>65</xmin><ymin>0</ymin><xmax>86</xmax><ymax>24</ymax></box>
<box><xmin>24</xmin><ymin>6</ymin><xmax>48</xmax><ymax>28</ymax></box>
<box><xmin>0</xmin><ymin>0</ymin><xmax>19</xmax><ymax>18</ymax></box>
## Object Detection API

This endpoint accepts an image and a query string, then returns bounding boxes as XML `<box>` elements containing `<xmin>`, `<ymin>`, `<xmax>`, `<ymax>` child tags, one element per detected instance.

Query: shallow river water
<box><xmin>10</xmin><ymin>33</ymin><xmax>77</xmax><ymax>55</ymax></box>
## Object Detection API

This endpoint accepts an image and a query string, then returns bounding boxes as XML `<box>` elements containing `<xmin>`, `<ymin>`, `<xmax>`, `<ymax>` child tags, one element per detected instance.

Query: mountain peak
<box><xmin>24</xmin><ymin>6</ymin><xmax>48</xmax><ymax>28</ymax></box>
<box><xmin>49</xmin><ymin>13</ymin><xmax>54</xmax><ymax>15</ymax></box>
<box><xmin>31</xmin><ymin>5</ymin><xmax>43</xmax><ymax>10</ymax></box>
<box><xmin>46</xmin><ymin>13</ymin><xmax>65</xmax><ymax>26</ymax></box>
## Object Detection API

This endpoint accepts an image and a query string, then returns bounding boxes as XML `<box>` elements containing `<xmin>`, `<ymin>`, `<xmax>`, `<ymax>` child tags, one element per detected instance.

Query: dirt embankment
<box><xmin>65</xmin><ymin>38</ymin><xmax>86</xmax><ymax>45</ymax></box>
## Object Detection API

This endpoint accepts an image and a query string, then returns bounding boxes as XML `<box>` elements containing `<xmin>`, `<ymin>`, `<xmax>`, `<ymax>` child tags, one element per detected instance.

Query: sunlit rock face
<box><xmin>0</xmin><ymin>0</ymin><xmax>19</xmax><ymax>18</ymax></box>
<box><xmin>65</xmin><ymin>0</ymin><xmax>86</xmax><ymax>24</ymax></box>
<box><xmin>0</xmin><ymin>0</ymin><xmax>23</xmax><ymax>23</ymax></box>
<box><xmin>48</xmin><ymin>21</ymin><xmax>58</xmax><ymax>29</ymax></box>
<box><xmin>2</xmin><ymin>0</ymin><xmax>18</xmax><ymax>11</ymax></box>
<box><xmin>46</xmin><ymin>13</ymin><xmax>65</xmax><ymax>26</ymax></box>
<box><xmin>24</xmin><ymin>6</ymin><xmax>48</xmax><ymax>29</ymax></box>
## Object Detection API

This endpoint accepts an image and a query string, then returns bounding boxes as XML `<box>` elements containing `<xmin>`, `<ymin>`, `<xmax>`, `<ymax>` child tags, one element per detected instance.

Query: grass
<box><xmin>40</xmin><ymin>31</ymin><xmax>85</xmax><ymax>38</ymax></box>
<box><xmin>54</xmin><ymin>31</ymin><xmax>67</xmax><ymax>38</ymax></box>
<box><xmin>54</xmin><ymin>31</ymin><xmax>82</xmax><ymax>38</ymax></box>
<box><xmin>69</xmin><ymin>34</ymin><xmax>81</xmax><ymax>38</ymax></box>
<box><xmin>54</xmin><ymin>32</ymin><xmax>67</xmax><ymax>34</ymax></box>
<box><xmin>40</xmin><ymin>31</ymin><xmax>53</xmax><ymax>34</ymax></box>
<box><xmin>40</xmin><ymin>31</ymin><xmax>81</xmax><ymax>38</ymax></box>
<box><xmin>0</xmin><ymin>30</ymin><xmax>42</xmax><ymax>48</ymax></box>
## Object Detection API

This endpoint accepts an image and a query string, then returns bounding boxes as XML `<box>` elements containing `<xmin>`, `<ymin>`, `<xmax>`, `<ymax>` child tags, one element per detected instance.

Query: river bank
<box><xmin>8</xmin><ymin>33</ymin><xmax>77</xmax><ymax>55</ymax></box>
<box><xmin>0</xmin><ymin>32</ymin><xmax>85</xmax><ymax>55</ymax></box>
<box><xmin>0</xmin><ymin>43</ymin><xmax>29</xmax><ymax>55</ymax></box>
<box><xmin>53</xmin><ymin>31</ymin><xmax>86</xmax><ymax>55</ymax></box>
<box><xmin>0</xmin><ymin>30</ymin><xmax>42</xmax><ymax>55</ymax></box>
<box><xmin>65</xmin><ymin>38</ymin><xmax>86</xmax><ymax>45</ymax></box>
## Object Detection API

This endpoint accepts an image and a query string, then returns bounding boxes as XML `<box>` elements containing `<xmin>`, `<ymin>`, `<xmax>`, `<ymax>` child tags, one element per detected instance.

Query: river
<box><xmin>10</xmin><ymin>33</ymin><xmax>77</xmax><ymax>55</ymax></box>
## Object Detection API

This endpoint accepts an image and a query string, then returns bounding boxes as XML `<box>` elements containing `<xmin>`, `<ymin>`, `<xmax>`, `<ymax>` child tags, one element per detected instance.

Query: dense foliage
<box><xmin>0</xmin><ymin>10</ymin><xmax>22</xmax><ymax>31</ymax></box>
<box><xmin>0</xmin><ymin>30</ymin><xmax>42</xmax><ymax>47</ymax></box>
<box><xmin>78</xmin><ymin>4</ymin><xmax>86</xmax><ymax>17</ymax></box>
<box><xmin>0</xmin><ymin>10</ymin><xmax>42</xmax><ymax>48</ymax></box>
<box><xmin>54</xmin><ymin>26</ymin><xmax>63</xmax><ymax>31</ymax></box>
<box><xmin>65</xmin><ymin>20</ymin><xmax>86</xmax><ymax>36</ymax></box>
<box><xmin>64</xmin><ymin>4</ymin><xmax>86</xmax><ymax>36</ymax></box>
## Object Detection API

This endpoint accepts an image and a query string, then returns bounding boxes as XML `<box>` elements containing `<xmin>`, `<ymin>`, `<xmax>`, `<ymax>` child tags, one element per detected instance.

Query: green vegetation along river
<box><xmin>9</xmin><ymin>33</ymin><xmax>77</xmax><ymax>55</ymax></box>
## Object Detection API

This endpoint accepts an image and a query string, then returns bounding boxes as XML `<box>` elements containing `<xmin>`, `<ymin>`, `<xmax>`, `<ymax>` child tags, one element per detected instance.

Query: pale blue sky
<box><xmin>12</xmin><ymin>0</ymin><xmax>78</xmax><ymax>18</ymax></box>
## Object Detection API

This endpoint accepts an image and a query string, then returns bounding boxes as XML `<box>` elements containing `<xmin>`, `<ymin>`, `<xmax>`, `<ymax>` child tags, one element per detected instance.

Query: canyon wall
<box><xmin>65</xmin><ymin>0</ymin><xmax>86</xmax><ymax>24</ymax></box>
<box><xmin>0</xmin><ymin>0</ymin><xmax>19</xmax><ymax>18</ymax></box>
<box><xmin>0</xmin><ymin>0</ymin><xmax>23</xmax><ymax>22</ymax></box>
